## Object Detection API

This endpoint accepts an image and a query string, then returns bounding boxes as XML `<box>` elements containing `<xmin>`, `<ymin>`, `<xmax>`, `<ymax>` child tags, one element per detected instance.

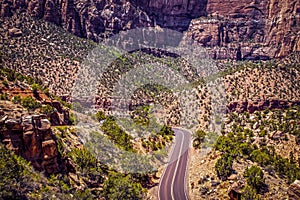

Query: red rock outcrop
<box><xmin>43</xmin><ymin>100</ymin><xmax>71</xmax><ymax>126</ymax></box>
<box><xmin>0</xmin><ymin>114</ymin><xmax>60</xmax><ymax>174</ymax></box>
<box><xmin>227</xmin><ymin>99</ymin><xmax>300</xmax><ymax>113</ymax></box>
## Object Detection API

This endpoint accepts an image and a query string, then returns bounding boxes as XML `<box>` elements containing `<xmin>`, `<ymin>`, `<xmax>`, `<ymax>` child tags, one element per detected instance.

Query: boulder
<box><xmin>2</xmin><ymin>0</ymin><xmax>299</xmax><ymax>59</ymax></box>
<box><xmin>288</xmin><ymin>180</ymin><xmax>300</xmax><ymax>200</ymax></box>
<box><xmin>228</xmin><ymin>181</ymin><xmax>244</xmax><ymax>200</ymax></box>
<box><xmin>8</xmin><ymin>28</ymin><xmax>22</xmax><ymax>37</ymax></box>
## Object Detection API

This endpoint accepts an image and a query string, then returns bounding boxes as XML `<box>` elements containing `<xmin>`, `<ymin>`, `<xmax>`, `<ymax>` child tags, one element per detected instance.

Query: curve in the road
<box><xmin>158</xmin><ymin>128</ymin><xmax>191</xmax><ymax>200</ymax></box>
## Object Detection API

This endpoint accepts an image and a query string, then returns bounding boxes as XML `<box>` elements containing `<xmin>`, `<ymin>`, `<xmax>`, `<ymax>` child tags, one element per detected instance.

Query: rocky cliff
<box><xmin>227</xmin><ymin>99</ymin><xmax>300</xmax><ymax>114</ymax></box>
<box><xmin>0</xmin><ymin>0</ymin><xmax>299</xmax><ymax>59</ymax></box>
<box><xmin>0</xmin><ymin>114</ymin><xmax>60</xmax><ymax>174</ymax></box>
<box><xmin>187</xmin><ymin>0</ymin><xmax>300</xmax><ymax>59</ymax></box>
<box><xmin>0</xmin><ymin>0</ymin><xmax>152</xmax><ymax>41</ymax></box>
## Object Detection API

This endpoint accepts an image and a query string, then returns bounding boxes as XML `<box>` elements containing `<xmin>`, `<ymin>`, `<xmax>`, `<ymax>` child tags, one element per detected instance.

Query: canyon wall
<box><xmin>0</xmin><ymin>0</ymin><xmax>299</xmax><ymax>59</ymax></box>
<box><xmin>0</xmin><ymin>0</ymin><xmax>152</xmax><ymax>41</ymax></box>
<box><xmin>187</xmin><ymin>0</ymin><xmax>300</xmax><ymax>59</ymax></box>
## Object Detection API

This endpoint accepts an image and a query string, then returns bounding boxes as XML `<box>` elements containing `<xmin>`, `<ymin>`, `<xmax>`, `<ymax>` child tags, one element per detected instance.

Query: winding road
<box><xmin>158</xmin><ymin>128</ymin><xmax>191</xmax><ymax>200</ymax></box>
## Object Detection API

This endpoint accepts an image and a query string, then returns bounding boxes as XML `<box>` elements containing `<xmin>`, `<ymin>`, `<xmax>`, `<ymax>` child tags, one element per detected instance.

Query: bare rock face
<box><xmin>0</xmin><ymin>0</ymin><xmax>299</xmax><ymax>59</ymax></box>
<box><xmin>0</xmin><ymin>115</ymin><xmax>60</xmax><ymax>174</ymax></box>
<box><xmin>130</xmin><ymin>0</ymin><xmax>207</xmax><ymax>31</ymax></box>
<box><xmin>288</xmin><ymin>180</ymin><xmax>300</xmax><ymax>200</ymax></box>
<box><xmin>44</xmin><ymin>100</ymin><xmax>71</xmax><ymax>126</ymax></box>
<box><xmin>228</xmin><ymin>181</ymin><xmax>243</xmax><ymax>200</ymax></box>
<box><xmin>187</xmin><ymin>0</ymin><xmax>300</xmax><ymax>59</ymax></box>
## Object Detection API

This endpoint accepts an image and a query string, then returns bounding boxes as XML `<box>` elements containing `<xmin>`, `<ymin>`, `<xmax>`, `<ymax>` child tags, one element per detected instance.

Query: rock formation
<box><xmin>130</xmin><ymin>0</ymin><xmax>207</xmax><ymax>31</ymax></box>
<box><xmin>0</xmin><ymin>114</ymin><xmax>60</xmax><ymax>174</ymax></box>
<box><xmin>187</xmin><ymin>0</ymin><xmax>300</xmax><ymax>59</ymax></box>
<box><xmin>227</xmin><ymin>99</ymin><xmax>300</xmax><ymax>113</ymax></box>
<box><xmin>0</xmin><ymin>0</ymin><xmax>152</xmax><ymax>41</ymax></box>
<box><xmin>44</xmin><ymin>100</ymin><xmax>71</xmax><ymax>126</ymax></box>
<box><xmin>0</xmin><ymin>0</ymin><xmax>299</xmax><ymax>59</ymax></box>
<box><xmin>288</xmin><ymin>180</ymin><xmax>300</xmax><ymax>200</ymax></box>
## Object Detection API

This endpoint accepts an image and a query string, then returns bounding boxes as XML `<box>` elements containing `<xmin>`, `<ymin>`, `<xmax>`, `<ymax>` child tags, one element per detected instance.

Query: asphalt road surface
<box><xmin>158</xmin><ymin>128</ymin><xmax>191</xmax><ymax>200</ymax></box>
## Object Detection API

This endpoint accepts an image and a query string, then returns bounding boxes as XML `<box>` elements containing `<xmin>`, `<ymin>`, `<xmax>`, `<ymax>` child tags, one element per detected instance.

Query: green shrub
<box><xmin>41</xmin><ymin>104</ymin><xmax>55</xmax><ymax>115</ymax></box>
<box><xmin>215</xmin><ymin>135</ymin><xmax>235</xmax><ymax>154</ymax></box>
<box><xmin>103</xmin><ymin>171</ymin><xmax>144</xmax><ymax>200</ymax></box>
<box><xmin>31</xmin><ymin>83</ymin><xmax>40</xmax><ymax>94</ymax></box>
<box><xmin>244</xmin><ymin>166</ymin><xmax>264</xmax><ymax>192</ymax></box>
<box><xmin>241</xmin><ymin>185</ymin><xmax>261</xmax><ymax>200</ymax></box>
<box><xmin>259</xmin><ymin>130</ymin><xmax>268</xmax><ymax>137</ymax></box>
<box><xmin>0</xmin><ymin>144</ymin><xmax>33</xmax><ymax>199</ymax></box>
<box><xmin>273</xmin><ymin>156</ymin><xmax>300</xmax><ymax>183</ymax></box>
<box><xmin>69</xmin><ymin>113</ymin><xmax>77</xmax><ymax>125</ymax></box>
<box><xmin>12</xmin><ymin>95</ymin><xmax>21</xmax><ymax>104</ymax></box>
<box><xmin>101</xmin><ymin>116</ymin><xmax>134</xmax><ymax>152</ymax></box>
<box><xmin>42</xmin><ymin>88</ymin><xmax>50</xmax><ymax>97</ymax></box>
<box><xmin>239</xmin><ymin>143</ymin><xmax>254</xmax><ymax>158</ymax></box>
<box><xmin>6</xmin><ymin>70</ymin><xmax>16</xmax><ymax>82</ymax></box>
<box><xmin>2</xmin><ymin>80</ymin><xmax>9</xmax><ymax>87</ymax></box>
<box><xmin>250</xmin><ymin>149</ymin><xmax>271</xmax><ymax>166</ymax></box>
<box><xmin>193</xmin><ymin>129</ymin><xmax>207</xmax><ymax>149</ymax></box>
<box><xmin>132</xmin><ymin>105</ymin><xmax>150</xmax><ymax>125</ymax></box>
<box><xmin>21</xmin><ymin>96</ymin><xmax>41</xmax><ymax>110</ymax></box>
<box><xmin>95</xmin><ymin>110</ymin><xmax>106</xmax><ymax>121</ymax></box>
<box><xmin>0</xmin><ymin>92</ymin><xmax>9</xmax><ymax>100</ymax></box>
<box><xmin>158</xmin><ymin>125</ymin><xmax>174</xmax><ymax>136</ymax></box>
<box><xmin>68</xmin><ymin>147</ymin><xmax>103</xmax><ymax>184</ymax></box>
<box><xmin>215</xmin><ymin>153</ymin><xmax>233</xmax><ymax>180</ymax></box>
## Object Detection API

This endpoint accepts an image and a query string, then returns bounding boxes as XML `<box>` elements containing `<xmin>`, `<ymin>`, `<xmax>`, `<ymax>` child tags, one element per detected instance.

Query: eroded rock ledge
<box><xmin>227</xmin><ymin>99</ymin><xmax>300</xmax><ymax>114</ymax></box>
<box><xmin>0</xmin><ymin>114</ymin><xmax>60</xmax><ymax>174</ymax></box>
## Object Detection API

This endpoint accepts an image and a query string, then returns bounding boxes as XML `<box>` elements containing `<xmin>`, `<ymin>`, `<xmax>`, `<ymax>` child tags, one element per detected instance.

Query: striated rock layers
<box><xmin>187</xmin><ymin>0</ymin><xmax>300</xmax><ymax>59</ymax></box>
<box><xmin>0</xmin><ymin>114</ymin><xmax>60</xmax><ymax>174</ymax></box>
<box><xmin>0</xmin><ymin>0</ymin><xmax>299</xmax><ymax>59</ymax></box>
<box><xmin>227</xmin><ymin>99</ymin><xmax>300</xmax><ymax>114</ymax></box>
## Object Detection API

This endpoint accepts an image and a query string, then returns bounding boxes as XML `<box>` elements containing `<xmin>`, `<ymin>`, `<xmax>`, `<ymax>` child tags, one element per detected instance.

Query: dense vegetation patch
<box><xmin>214</xmin><ymin>130</ymin><xmax>300</xmax><ymax>183</ymax></box>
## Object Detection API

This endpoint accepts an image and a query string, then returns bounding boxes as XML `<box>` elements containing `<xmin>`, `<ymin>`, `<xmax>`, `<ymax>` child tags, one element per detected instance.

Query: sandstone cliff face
<box><xmin>187</xmin><ymin>0</ymin><xmax>300</xmax><ymax>59</ymax></box>
<box><xmin>130</xmin><ymin>0</ymin><xmax>207</xmax><ymax>31</ymax></box>
<box><xmin>0</xmin><ymin>0</ymin><xmax>152</xmax><ymax>41</ymax></box>
<box><xmin>0</xmin><ymin>0</ymin><xmax>299</xmax><ymax>59</ymax></box>
<box><xmin>265</xmin><ymin>0</ymin><xmax>300</xmax><ymax>57</ymax></box>
<box><xmin>0</xmin><ymin>115</ymin><xmax>60</xmax><ymax>174</ymax></box>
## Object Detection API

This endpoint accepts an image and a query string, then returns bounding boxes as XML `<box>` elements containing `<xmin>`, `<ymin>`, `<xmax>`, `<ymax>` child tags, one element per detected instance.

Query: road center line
<box><xmin>171</xmin><ymin>130</ymin><xmax>185</xmax><ymax>200</ymax></box>
<box><xmin>158</xmin><ymin>128</ymin><xmax>178</xmax><ymax>200</ymax></box>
